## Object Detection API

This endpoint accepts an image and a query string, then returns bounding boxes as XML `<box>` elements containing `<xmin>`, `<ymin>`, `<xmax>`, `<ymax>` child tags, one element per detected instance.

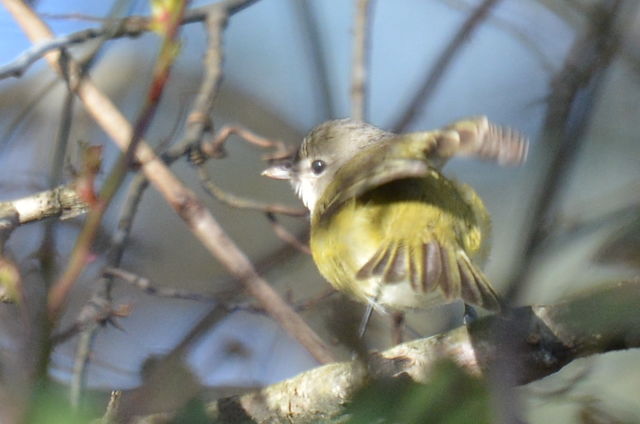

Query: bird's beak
<box><xmin>261</xmin><ymin>163</ymin><xmax>293</xmax><ymax>180</ymax></box>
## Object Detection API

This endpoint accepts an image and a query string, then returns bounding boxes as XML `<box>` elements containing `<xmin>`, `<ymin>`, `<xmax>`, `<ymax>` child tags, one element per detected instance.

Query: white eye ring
<box><xmin>311</xmin><ymin>159</ymin><xmax>326</xmax><ymax>175</ymax></box>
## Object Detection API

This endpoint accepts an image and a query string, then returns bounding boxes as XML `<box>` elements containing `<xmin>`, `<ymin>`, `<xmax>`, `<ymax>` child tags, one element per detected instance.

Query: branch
<box><xmin>0</xmin><ymin>184</ymin><xmax>87</xmax><ymax>234</ymax></box>
<box><xmin>391</xmin><ymin>0</ymin><xmax>501</xmax><ymax>132</ymax></box>
<box><xmin>192</xmin><ymin>281</ymin><xmax>639</xmax><ymax>424</ymax></box>
<box><xmin>503</xmin><ymin>0</ymin><xmax>625</xmax><ymax>302</ymax></box>
<box><xmin>0</xmin><ymin>29</ymin><xmax>104</xmax><ymax>79</ymax></box>
<box><xmin>2</xmin><ymin>0</ymin><xmax>334</xmax><ymax>364</ymax></box>
<box><xmin>0</xmin><ymin>1</ymin><xmax>260</xmax><ymax>80</ymax></box>
<box><xmin>351</xmin><ymin>0</ymin><xmax>374</xmax><ymax>121</ymax></box>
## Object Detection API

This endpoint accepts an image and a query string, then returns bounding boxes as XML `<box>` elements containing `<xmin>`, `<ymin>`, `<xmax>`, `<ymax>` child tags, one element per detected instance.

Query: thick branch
<box><xmin>192</xmin><ymin>282</ymin><xmax>639</xmax><ymax>424</ymax></box>
<box><xmin>0</xmin><ymin>185</ymin><xmax>87</xmax><ymax>232</ymax></box>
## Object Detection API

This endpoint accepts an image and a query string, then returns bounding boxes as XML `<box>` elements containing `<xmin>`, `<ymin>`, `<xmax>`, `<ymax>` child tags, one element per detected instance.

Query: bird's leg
<box><xmin>463</xmin><ymin>303</ymin><xmax>478</xmax><ymax>325</ymax></box>
<box><xmin>391</xmin><ymin>311</ymin><xmax>405</xmax><ymax>345</ymax></box>
<box><xmin>357</xmin><ymin>303</ymin><xmax>375</xmax><ymax>339</ymax></box>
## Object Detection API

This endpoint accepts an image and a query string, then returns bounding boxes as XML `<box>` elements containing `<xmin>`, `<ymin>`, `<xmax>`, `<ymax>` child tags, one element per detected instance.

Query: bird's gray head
<box><xmin>262</xmin><ymin>118</ymin><xmax>391</xmax><ymax>212</ymax></box>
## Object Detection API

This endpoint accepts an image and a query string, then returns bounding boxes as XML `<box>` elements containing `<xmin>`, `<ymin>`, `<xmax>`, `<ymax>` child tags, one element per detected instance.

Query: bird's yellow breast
<box><xmin>310</xmin><ymin>172</ymin><xmax>490</xmax><ymax>310</ymax></box>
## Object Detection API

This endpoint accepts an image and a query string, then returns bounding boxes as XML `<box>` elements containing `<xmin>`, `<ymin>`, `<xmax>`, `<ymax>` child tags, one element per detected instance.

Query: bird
<box><xmin>263</xmin><ymin>116</ymin><xmax>528</xmax><ymax>316</ymax></box>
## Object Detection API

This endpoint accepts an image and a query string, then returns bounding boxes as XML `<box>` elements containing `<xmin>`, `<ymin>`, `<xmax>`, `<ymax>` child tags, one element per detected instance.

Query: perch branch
<box><xmin>195</xmin><ymin>281</ymin><xmax>640</xmax><ymax>424</ymax></box>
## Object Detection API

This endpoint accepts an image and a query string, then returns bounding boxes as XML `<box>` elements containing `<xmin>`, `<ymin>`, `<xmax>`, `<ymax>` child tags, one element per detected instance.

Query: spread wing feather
<box><xmin>356</xmin><ymin>238</ymin><xmax>501</xmax><ymax>311</ymax></box>
<box><xmin>315</xmin><ymin>116</ymin><xmax>528</xmax><ymax>220</ymax></box>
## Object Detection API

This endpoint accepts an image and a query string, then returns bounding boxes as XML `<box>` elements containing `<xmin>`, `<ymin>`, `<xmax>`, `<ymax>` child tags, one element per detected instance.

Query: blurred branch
<box><xmin>0</xmin><ymin>1</ymin><xmax>261</xmax><ymax>80</ymax></box>
<box><xmin>265</xmin><ymin>213</ymin><xmax>311</xmax><ymax>254</ymax></box>
<box><xmin>293</xmin><ymin>0</ymin><xmax>336</xmax><ymax>120</ymax></box>
<box><xmin>45</xmin><ymin>0</ymin><xmax>188</xmax><ymax>323</ymax></box>
<box><xmin>391</xmin><ymin>0</ymin><xmax>501</xmax><ymax>133</ymax></box>
<box><xmin>503</xmin><ymin>0</ymin><xmax>626</xmax><ymax>303</ymax></box>
<box><xmin>130</xmin><ymin>281</ymin><xmax>640</xmax><ymax>424</ymax></box>
<box><xmin>0</xmin><ymin>30</ymin><xmax>102</xmax><ymax>79</ymax></box>
<box><xmin>52</xmin><ymin>298</ymin><xmax>130</xmax><ymax>345</ymax></box>
<box><xmin>164</xmin><ymin>6</ymin><xmax>227</xmax><ymax>161</ymax></box>
<box><xmin>0</xmin><ymin>78</ymin><xmax>57</xmax><ymax>152</ymax></box>
<box><xmin>55</xmin><ymin>177</ymin><xmax>149</xmax><ymax>356</ymax></box>
<box><xmin>199</xmin><ymin>125</ymin><xmax>292</xmax><ymax>160</ymax></box>
<box><xmin>351</xmin><ymin>0</ymin><xmax>374</xmax><ymax>121</ymax></box>
<box><xmin>2</xmin><ymin>0</ymin><xmax>334</xmax><ymax>364</ymax></box>
<box><xmin>103</xmin><ymin>266</ymin><xmax>218</xmax><ymax>302</ymax></box>
<box><xmin>494</xmin><ymin>4</ymin><xmax>628</xmax><ymax>420</ymax></box>
<box><xmin>442</xmin><ymin>0</ymin><xmax>556</xmax><ymax>72</ymax></box>
<box><xmin>0</xmin><ymin>184</ymin><xmax>88</xmax><ymax>237</ymax></box>
<box><xmin>197</xmin><ymin>165</ymin><xmax>306</xmax><ymax>216</ymax></box>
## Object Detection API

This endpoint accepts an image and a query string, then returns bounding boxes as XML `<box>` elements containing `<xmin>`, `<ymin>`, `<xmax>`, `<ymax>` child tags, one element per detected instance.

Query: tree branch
<box><xmin>2</xmin><ymin>0</ymin><xmax>334</xmax><ymax>364</ymax></box>
<box><xmin>192</xmin><ymin>281</ymin><xmax>639</xmax><ymax>424</ymax></box>
<box><xmin>391</xmin><ymin>0</ymin><xmax>501</xmax><ymax>132</ymax></box>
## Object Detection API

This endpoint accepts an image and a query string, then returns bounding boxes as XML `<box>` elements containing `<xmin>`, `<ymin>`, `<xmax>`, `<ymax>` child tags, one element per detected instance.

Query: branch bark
<box><xmin>0</xmin><ymin>185</ymin><xmax>87</xmax><ymax>235</ymax></box>
<box><xmin>154</xmin><ymin>281</ymin><xmax>640</xmax><ymax>424</ymax></box>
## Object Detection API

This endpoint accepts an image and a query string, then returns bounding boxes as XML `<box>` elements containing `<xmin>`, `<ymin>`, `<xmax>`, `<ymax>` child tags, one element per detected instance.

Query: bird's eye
<box><xmin>311</xmin><ymin>159</ymin><xmax>326</xmax><ymax>175</ymax></box>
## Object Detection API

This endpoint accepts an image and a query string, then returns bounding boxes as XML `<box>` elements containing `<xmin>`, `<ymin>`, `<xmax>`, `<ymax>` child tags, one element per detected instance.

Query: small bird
<box><xmin>263</xmin><ymin>117</ymin><xmax>527</xmax><ymax>315</ymax></box>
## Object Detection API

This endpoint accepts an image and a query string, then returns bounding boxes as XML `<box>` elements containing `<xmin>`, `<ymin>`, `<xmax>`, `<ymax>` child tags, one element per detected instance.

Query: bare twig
<box><xmin>67</xmin><ymin>174</ymin><xmax>147</xmax><ymax>405</ymax></box>
<box><xmin>491</xmin><ymin>4</ymin><xmax>627</xmax><ymax>421</ymax></box>
<box><xmin>391</xmin><ymin>0</ymin><xmax>501</xmax><ymax>133</ymax></box>
<box><xmin>265</xmin><ymin>212</ymin><xmax>311</xmax><ymax>254</ymax></box>
<box><xmin>292</xmin><ymin>0</ymin><xmax>336</xmax><ymax>120</ymax></box>
<box><xmin>100</xmin><ymin>391</ymin><xmax>122</xmax><ymax>423</ymax></box>
<box><xmin>197</xmin><ymin>165</ymin><xmax>307</xmax><ymax>216</ymax></box>
<box><xmin>2</xmin><ymin>0</ymin><xmax>334</xmax><ymax>364</ymax></box>
<box><xmin>0</xmin><ymin>1</ymin><xmax>261</xmax><ymax>80</ymax></box>
<box><xmin>52</xmin><ymin>296</ymin><xmax>128</xmax><ymax>344</ymax></box>
<box><xmin>0</xmin><ymin>78</ymin><xmax>58</xmax><ymax>153</ymax></box>
<box><xmin>0</xmin><ymin>29</ymin><xmax>103</xmax><ymax>79</ymax></box>
<box><xmin>351</xmin><ymin>0</ymin><xmax>374</xmax><ymax>121</ymax></box>
<box><xmin>164</xmin><ymin>7</ymin><xmax>227</xmax><ymax>161</ymax></box>
<box><xmin>503</xmin><ymin>0</ymin><xmax>625</xmax><ymax>303</ymax></box>
<box><xmin>103</xmin><ymin>266</ymin><xmax>218</xmax><ymax>302</ymax></box>
<box><xmin>442</xmin><ymin>0</ymin><xmax>557</xmax><ymax>73</ymax></box>
<box><xmin>200</xmin><ymin>125</ymin><xmax>291</xmax><ymax>160</ymax></box>
<box><xmin>44</xmin><ymin>0</ymin><xmax>188</xmax><ymax>323</ymax></box>
<box><xmin>0</xmin><ymin>184</ymin><xmax>88</xmax><ymax>233</ymax></box>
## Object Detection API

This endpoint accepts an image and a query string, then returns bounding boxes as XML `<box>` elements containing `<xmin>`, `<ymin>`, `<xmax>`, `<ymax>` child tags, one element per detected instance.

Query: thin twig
<box><xmin>292</xmin><ymin>0</ymin><xmax>336</xmax><ymax>120</ymax></box>
<box><xmin>0</xmin><ymin>1</ymin><xmax>261</xmax><ymax>80</ymax></box>
<box><xmin>67</xmin><ymin>174</ymin><xmax>148</xmax><ymax>402</ymax></box>
<box><xmin>0</xmin><ymin>78</ymin><xmax>58</xmax><ymax>152</ymax></box>
<box><xmin>52</xmin><ymin>296</ymin><xmax>122</xmax><ymax>344</ymax></box>
<box><xmin>391</xmin><ymin>0</ymin><xmax>501</xmax><ymax>133</ymax></box>
<box><xmin>198</xmin><ymin>165</ymin><xmax>307</xmax><ymax>216</ymax></box>
<box><xmin>265</xmin><ymin>212</ymin><xmax>311</xmax><ymax>254</ymax></box>
<box><xmin>442</xmin><ymin>0</ymin><xmax>556</xmax><ymax>73</ymax></box>
<box><xmin>200</xmin><ymin>125</ymin><xmax>291</xmax><ymax>160</ymax></box>
<box><xmin>45</xmin><ymin>0</ymin><xmax>189</xmax><ymax>323</ymax></box>
<box><xmin>164</xmin><ymin>6</ymin><xmax>227</xmax><ymax>161</ymax></box>
<box><xmin>0</xmin><ymin>30</ymin><xmax>103</xmax><ymax>79</ymax></box>
<box><xmin>0</xmin><ymin>184</ymin><xmax>88</xmax><ymax>232</ymax></box>
<box><xmin>351</xmin><ymin>0</ymin><xmax>374</xmax><ymax>121</ymax></box>
<box><xmin>103</xmin><ymin>266</ymin><xmax>218</xmax><ymax>302</ymax></box>
<box><xmin>1</xmin><ymin>0</ymin><xmax>334</xmax><ymax>364</ymax></box>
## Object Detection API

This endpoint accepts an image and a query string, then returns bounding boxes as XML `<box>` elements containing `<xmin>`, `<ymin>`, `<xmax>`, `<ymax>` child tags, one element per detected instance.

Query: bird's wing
<box><xmin>314</xmin><ymin>116</ymin><xmax>528</xmax><ymax>219</ymax></box>
<box><xmin>433</xmin><ymin>116</ymin><xmax>529</xmax><ymax>165</ymax></box>
<box><xmin>355</xmin><ymin>238</ymin><xmax>501</xmax><ymax>311</ymax></box>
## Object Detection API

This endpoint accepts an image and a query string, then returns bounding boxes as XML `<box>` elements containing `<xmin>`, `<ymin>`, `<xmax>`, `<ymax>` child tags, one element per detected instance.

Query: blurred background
<box><xmin>0</xmin><ymin>0</ymin><xmax>639</xmax><ymax>422</ymax></box>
